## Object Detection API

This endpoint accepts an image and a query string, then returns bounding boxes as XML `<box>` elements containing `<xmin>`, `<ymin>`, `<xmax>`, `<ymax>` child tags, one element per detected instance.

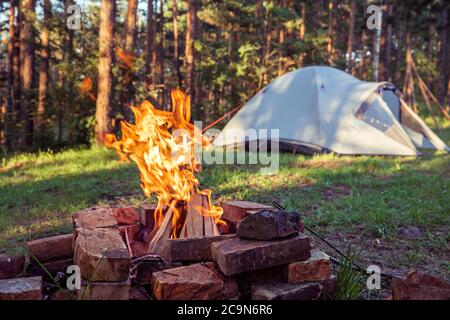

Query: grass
<box><xmin>0</xmin><ymin>117</ymin><xmax>449</xmax><ymax>283</ymax></box>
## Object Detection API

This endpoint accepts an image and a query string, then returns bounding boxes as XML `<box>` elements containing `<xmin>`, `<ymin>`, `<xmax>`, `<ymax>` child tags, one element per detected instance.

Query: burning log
<box><xmin>147</xmin><ymin>192</ymin><xmax>221</xmax><ymax>256</ymax></box>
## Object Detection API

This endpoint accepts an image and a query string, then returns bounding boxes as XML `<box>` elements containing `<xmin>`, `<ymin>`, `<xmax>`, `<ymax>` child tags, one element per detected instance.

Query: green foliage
<box><xmin>335</xmin><ymin>248</ymin><xmax>365</xmax><ymax>300</ymax></box>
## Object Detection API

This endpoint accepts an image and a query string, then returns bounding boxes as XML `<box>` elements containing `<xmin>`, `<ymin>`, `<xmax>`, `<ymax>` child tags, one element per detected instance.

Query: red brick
<box><xmin>79</xmin><ymin>277</ymin><xmax>131</xmax><ymax>300</ymax></box>
<box><xmin>165</xmin><ymin>234</ymin><xmax>236</xmax><ymax>262</ymax></box>
<box><xmin>138</xmin><ymin>204</ymin><xmax>157</xmax><ymax>228</ymax></box>
<box><xmin>151</xmin><ymin>263</ymin><xmax>238</xmax><ymax>300</ymax></box>
<box><xmin>220</xmin><ymin>201</ymin><xmax>272</xmax><ymax>223</ymax></box>
<box><xmin>74</xmin><ymin>228</ymin><xmax>130</xmax><ymax>282</ymax></box>
<box><xmin>118</xmin><ymin>223</ymin><xmax>141</xmax><ymax>243</ymax></box>
<box><xmin>73</xmin><ymin>209</ymin><xmax>118</xmax><ymax>230</ymax></box>
<box><xmin>27</xmin><ymin>234</ymin><xmax>73</xmax><ymax>263</ymax></box>
<box><xmin>285</xmin><ymin>249</ymin><xmax>331</xmax><ymax>283</ymax></box>
<box><xmin>0</xmin><ymin>276</ymin><xmax>43</xmax><ymax>300</ymax></box>
<box><xmin>111</xmin><ymin>207</ymin><xmax>139</xmax><ymax>225</ymax></box>
<box><xmin>392</xmin><ymin>269</ymin><xmax>450</xmax><ymax>300</ymax></box>
<box><xmin>0</xmin><ymin>254</ymin><xmax>25</xmax><ymax>279</ymax></box>
<box><xmin>211</xmin><ymin>233</ymin><xmax>311</xmax><ymax>276</ymax></box>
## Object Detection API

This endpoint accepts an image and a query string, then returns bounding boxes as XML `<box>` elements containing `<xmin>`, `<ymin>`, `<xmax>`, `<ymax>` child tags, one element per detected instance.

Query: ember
<box><xmin>105</xmin><ymin>90</ymin><xmax>223</xmax><ymax>251</ymax></box>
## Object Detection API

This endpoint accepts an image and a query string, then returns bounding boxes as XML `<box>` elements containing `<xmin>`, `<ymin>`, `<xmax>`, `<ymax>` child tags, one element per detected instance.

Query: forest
<box><xmin>0</xmin><ymin>0</ymin><xmax>448</xmax><ymax>152</ymax></box>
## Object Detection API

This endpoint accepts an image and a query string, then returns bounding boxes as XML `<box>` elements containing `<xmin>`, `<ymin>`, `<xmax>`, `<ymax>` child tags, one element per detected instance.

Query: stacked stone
<box><xmin>72</xmin><ymin>207</ymin><xmax>135</xmax><ymax>300</ymax></box>
<box><xmin>150</xmin><ymin>201</ymin><xmax>336</xmax><ymax>300</ymax></box>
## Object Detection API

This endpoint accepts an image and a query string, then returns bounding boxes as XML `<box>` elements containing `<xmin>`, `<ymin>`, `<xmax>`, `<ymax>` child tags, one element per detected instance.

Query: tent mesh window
<box><xmin>356</xmin><ymin>92</ymin><xmax>415</xmax><ymax>149</ymax></box>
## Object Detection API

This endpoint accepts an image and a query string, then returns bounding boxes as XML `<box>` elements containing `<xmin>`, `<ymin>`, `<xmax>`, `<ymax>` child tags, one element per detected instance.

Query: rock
<box><xmin>79</xmin><ymin>277</ymin><xmax>131</xmax><ymax>300</ymax></box>
<box><xmin>111</xmin><ymin>207</ymin><xmax>139</xmax><ymax>225</ymax></box>
<box><xmin>285</xmin><ymin>249</ymin><xmax>331</xmax><ymax>283</ymax></box>
<box><xmin>236</xmin><ymin>209</ymin><xmax>301</xmax><ymax>240</ymax></box>
<box><xmin>220</xmin><ymin>201</ymin><xmax>272</xmax><ymax>223</ymax></box>
<box><xmin>251</xmin><ymin>281</ymin><xmax>322</xmax><ymax>300</ymax></box>
<box><xmin>166</xmin><ymin>234</ymin><xmax>236</xmax><ymax>262</ymax></box>
<box><xmin>73</xmin><ymin>209</ymin><xmax>118</xmax><ymax>231</ymax></box>
<box><xmin>0</xmin><ymin>254</ymin><xmax>25</xmax><ymax>279</ymax></box>
<box><xmin>74</xmin><ymin>228</ymin><xmax>130</xmax><ymax>282</ymax></box>
<box><xmin>27</xmin><ymin>234</ymin><xmax>73</xmax><ymax>263</ymax></box>
<box><xmin>398</xmin><ymin>226</ymin><xmax>421</xmax><ymax>239</ymax></box>
<box><xmin>0</xmin><ymin>276</ymin><xmax>43</xmax><ymax>300</ymax></box>
<box><xmin>392</xmin><ymin>269</ymin><xmax>450</xmax><ymax>300</ymax></box>
<box><xmin>211</xmin><ymin>233</ymin><xmax>311</xmax><ymax>276</ymax></box>
<box><xmin>151</xmin><ymin>263</ymin><xmax>239</xmax><ymax>300</ymax></box>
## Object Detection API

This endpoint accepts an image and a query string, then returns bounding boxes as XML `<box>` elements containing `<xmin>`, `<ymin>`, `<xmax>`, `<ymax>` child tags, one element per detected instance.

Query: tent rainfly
<box><xmin>213</xmin><ymin>66</ymin><xmax>449</xmax><ymax>156</ymax></box>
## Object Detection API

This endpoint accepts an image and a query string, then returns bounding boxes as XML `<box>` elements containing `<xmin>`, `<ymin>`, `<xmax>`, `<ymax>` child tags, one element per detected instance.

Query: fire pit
<box><xmin>69</xmin><ymin>201</ymin><xmax>336</xmax><ymax>300</ymax></box>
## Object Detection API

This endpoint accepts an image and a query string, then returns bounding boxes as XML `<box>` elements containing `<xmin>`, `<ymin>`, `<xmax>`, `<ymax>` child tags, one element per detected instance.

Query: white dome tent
<box><xmin>213</xmin><ymin>66</ymin><xmax>448</xmax><ymax>156</ymax></box>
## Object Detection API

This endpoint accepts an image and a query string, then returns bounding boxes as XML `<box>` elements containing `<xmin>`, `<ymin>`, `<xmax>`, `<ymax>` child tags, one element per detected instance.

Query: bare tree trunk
<box><xmin>120</xmin><ymin>0</ymin><xmax>137</xmax><ymax>117</ymax></box>
<box><xmin>404</xmin><ymin>16</ymin><xmax>415</xmax><ymax>109</ymax></box>
<box><xmin>95</xmin><ymin>0</ymin><xmax>115</xmax><ymax>144</ymax></box>
<box><xmin>298</xmin><ymin>2</ymin><xmax>306</xmax><ymax>66</ymax></box>
<box><xmin>327</xmin><ymin>0</ymin><xmax>335</xmax><ymax>65</ymax></box>
<box><xmin>426</xmin><ymin>23</ymin><xmax>435</xmax><ymax>90</ymax></box>
<box><xmin>394</xmin><ymin>15</ymin><xmax>405</xmax><ymax>85</ymax></box>
<box><xmin>125</xmin><ymin>0</ymin><xmax>137</xmax><ymax>52</ymax></box>
<box><xmin>37</xmin><ymin>0</ymin><xmax>51</xmax><ymax>133</ymax></box>
<box><xmin>359</xmin><ymin>0</ymin><xmax>367</xmax><ymax>79</ymax></box>
<box><xmin>347</xmin><ymin>0</ymin><xmax>355</xmax><ymax>74</ymax></box>
<box><xmin>185</xmin><ymin>0</ymin><xmax>198</xmax><ymax>103</ymax></box>
<box><xmin>277</xmin><ymin>0</ymin><xmax>286</xmax><ymax>76</ymax></box>
<box><xmin>372</xmin><ymin>6</ymin><xmax>383</xmax><ymax>81</ymax></box>
<box><xmin>145</xmin><ymin>0</ymin><xmax>154</xmax><ymax>83</ymax></box>
<box><xmin>172</xmin><ymin>0</ymin><xmax>182</xmax><ymax>88</ymax></box>
<box><xmin>261</xmin><ymin>1</ymin><xmax>272</xmax><ymax>85</ymax></box>
<box><xmin>6</xmin><ymin>0</ymin><xmax>18</xmax><ymax>149</ymax></box>
<box><xmin>19</xmin><ymin>0</ymin><xmax>35</xmax><ymax>148</ymax></box>
<box><xmin>157</xmin><ymin>1</ymin><xmax>165</xmax><ymax>107</ymax></box>
<box><xmin>380</xmin><ymin>3</ymin><xmax>392</xmax><ymax>81</ymax></box>
<box><xmin>438</xmin><ymin>6</ymin><xmax>448</xmax><ymax>105</ymax></box>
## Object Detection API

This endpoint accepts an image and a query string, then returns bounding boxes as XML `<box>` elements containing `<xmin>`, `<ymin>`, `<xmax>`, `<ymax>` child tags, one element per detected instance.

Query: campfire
<box><xmin>105</xmin><ymin>90</ymin><xmax>223</xmax><ymax>253</ymax></box>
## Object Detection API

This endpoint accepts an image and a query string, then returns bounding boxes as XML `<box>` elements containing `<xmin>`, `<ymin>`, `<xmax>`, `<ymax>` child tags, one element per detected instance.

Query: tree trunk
<box><xmin>172</xmin><ymin>0</ymin><xmax>182</xmax><ymax>88</ymax></box>
<box><xmin>125</xmin><ymin>0</ymin><xmax>137</xmax><ymax>52</ymax></box>
<box><xmin>347</xmin><ymin>0</ymin><xmax>355</xmax><ymax>74</ymax></box>
<box><xmin>121</xmin><ymin>0</ymin><xmax>138</xmax><ymax>116</ymax></box>
<box><xmin>185</xmin><ymin>0</ymin><xmax>198</xmax><ymax>103</ymax></box>
<box><xmin>95</xmin><ymin>0</ymin><xmax>115</xmax><ymax>144</ymax></box>
<box><xmin>380</xmin><ymin>3</ymin><xmax>392</xmax><ymax>81</ymax></box>
<box><xmin>19</xmin><ymin>0</ymin><xmax>35</xmax><ymax>148</ymax></box>
<box><xmin>426</xmin><ymin>23</ymin><xmax>435</xmax><ymax>90</ymax></box>
<box><xmin>438</xmin><ymin>6</ymin><xmax>448</xmax><ymax>105</ymax></box>
<box><xmin>298</xmin><ymin>2</ymin><xmax>306</xmax><ymax>66</ymax></box>
<box><xmin>145</xmin><ymin>0</ymin><xmax>154</xmax><ymax>83</ymax></box>
<box><xmin>277</xmin><ymin>0</ymin><xmax>286</xmax><ymax>76</ymax></box>
<box><xmin>37</xmin><ymin>0</ymin><xmax>51</xmax><ymax>133</ymax></box>
<box><xmin>372</xmin><ymin>6</ymin><xmax>383</xmax><ymax>81</ymax></box>
<box><xmin>6</xmin><ymin>0</ymin><xmax>18</xmax><ymax>149</ymax></box>
<box><xmin>404</xmin><ymin>15</ymin><xmax>415</xmax><ymax>109</ymax></box>
<box><xmin>394</xmin><ymin>14</ymin><xmax>405</xmax><ymax>85</ymax></box>
<box><xmin>359</xmin><ymin>0</ymin><xmax>367</xmax><ymax>79</ymax></box>
<box><xmin>157</xmin><ymin>1</ymin><xmax>165</xmax><ymax>107</ymax></box>
<box><xmin>327</xmin><ymin>0</ymin><xmax>335</xmax><ymax>65</ymax></box>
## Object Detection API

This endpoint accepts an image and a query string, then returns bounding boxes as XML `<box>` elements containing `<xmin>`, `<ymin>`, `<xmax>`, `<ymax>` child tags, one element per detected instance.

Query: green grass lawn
<box><xmin>1</xmin><ymin>118</ymin><xmax>449</xmax><ymax>283</ymax></box>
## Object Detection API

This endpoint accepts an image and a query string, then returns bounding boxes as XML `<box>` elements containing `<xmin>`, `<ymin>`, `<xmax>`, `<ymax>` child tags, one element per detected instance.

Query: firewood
<box><xmin>202</xmin><ymin>195</ymin><xmax>220</xmax><ymax>236</ymax></box>
<box><xmin>147</xmin><ymin>206</ymin><xmax>174</xmax><ymax>254</ymax></box>
<box><xmin>180</xmin><ymin>193</ymin><xmax>205</xmax><ymax>238</ymax></box>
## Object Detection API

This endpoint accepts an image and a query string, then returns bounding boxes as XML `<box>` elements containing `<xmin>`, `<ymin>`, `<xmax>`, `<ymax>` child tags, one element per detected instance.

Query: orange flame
<box><xmin>105</xmin><ymin>89</ymin><xmax>223</xmax><ymax>237</ymax></box>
